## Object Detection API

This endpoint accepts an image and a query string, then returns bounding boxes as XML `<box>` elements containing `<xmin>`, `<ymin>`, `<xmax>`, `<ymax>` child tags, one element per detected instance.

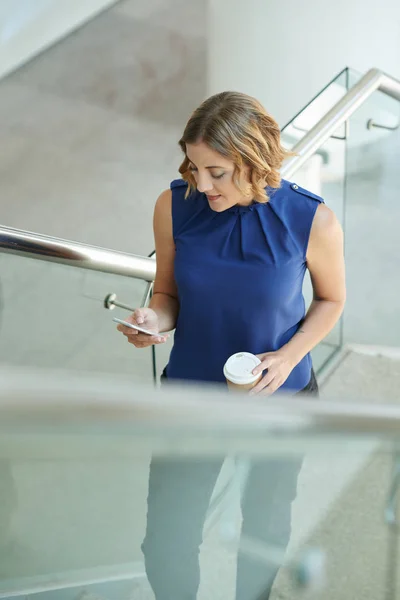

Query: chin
<box><xmin>208</xmin><ymin>200</ymin><xmax>231</xmax><ymax>213</ymax></box>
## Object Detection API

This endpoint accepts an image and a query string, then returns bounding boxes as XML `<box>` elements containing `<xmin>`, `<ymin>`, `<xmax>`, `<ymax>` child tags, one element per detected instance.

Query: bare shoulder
<box><xmin>154</xmin><ymin>189</ymin><xmax>172</xmax><ymax>233</ymax></box>
<box><xmin>153</xmin><ymin>189</ymin><xmax>177</xmax><ymax>296</ymax></box>
<box><xmin>309</xmin><ymin>204</ymin><xmax>343</xmax><ymax>244</ymax></box>
<box><xmin>154</xmin><ymin>188</ymin><xmax>172</xmax><ymax>217</ymax></box>
<box><xmin>306</xmin><ymin>203</ymin><xmax>345</xmax><ymax>302</ymax></box>
<box><xmin>153</xmin><ymin>189</ymin><xmax>173</xmax><ymax>256</ymax></box>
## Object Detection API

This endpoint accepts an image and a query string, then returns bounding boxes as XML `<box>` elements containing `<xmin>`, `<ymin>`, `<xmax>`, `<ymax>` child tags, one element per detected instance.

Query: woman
<box><xmin>118</xmin><ymin>92</ymin><xmax>345</xmax><ymax>599</ymax></box>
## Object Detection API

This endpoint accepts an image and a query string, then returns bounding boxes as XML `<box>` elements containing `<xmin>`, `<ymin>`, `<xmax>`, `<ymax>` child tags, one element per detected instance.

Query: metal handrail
<box><xmin>282</xmin><ymin>68</ymin><xmax>400</xmax><ymax>179</ymax></box>
<box><xmin>367</xmin><ymin>118</ymin><xmax>399</xmax><ymax>132</ymax></box>
<box><xmin>1</xmin><ymin>367</ymin><xmax>400</xmax><ymax>438</ymax></box>
<box><xmin>0</xmin><ymin>68</ymin><xmax>399</xmax><ymax>280</ymax></box>
<box><xmin>0</xmin><ymin>225</ymin><xmax>156</xmax><ymax>281</ymax></box>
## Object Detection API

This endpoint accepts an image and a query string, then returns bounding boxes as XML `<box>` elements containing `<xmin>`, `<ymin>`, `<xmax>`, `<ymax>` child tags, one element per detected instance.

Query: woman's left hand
<box><xmin>249</xmin><ymin>350</ymin><xmax>295</xmax><ymax>396</ymax></box>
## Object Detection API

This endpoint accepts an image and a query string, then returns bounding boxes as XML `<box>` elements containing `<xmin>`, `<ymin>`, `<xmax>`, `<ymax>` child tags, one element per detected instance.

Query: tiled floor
<box><xmin>0</xmin><ymin>0</ymin><xmax>206</xmax><ymax>255</ymax></box>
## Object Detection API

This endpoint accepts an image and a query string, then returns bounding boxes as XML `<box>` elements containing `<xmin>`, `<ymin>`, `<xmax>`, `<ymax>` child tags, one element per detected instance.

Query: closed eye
<box><xmin>189</xmin><ymin>166</ymin><xmax>224</xmax><ymax>179</ymax></box>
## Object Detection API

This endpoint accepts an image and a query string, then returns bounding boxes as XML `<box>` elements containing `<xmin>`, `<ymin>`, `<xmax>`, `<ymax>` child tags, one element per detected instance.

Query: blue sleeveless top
<box><xmin>166</xmin><ymin>178</ymin><xmax>323</xmax><ymax>392</ymax></box>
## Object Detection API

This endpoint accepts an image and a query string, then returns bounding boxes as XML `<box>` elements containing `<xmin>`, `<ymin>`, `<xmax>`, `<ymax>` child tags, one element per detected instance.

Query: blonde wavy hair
<box><xmin>178</xmin><ymin>91</ymin><xmax>293</xmax><ymax>203</ymax></box>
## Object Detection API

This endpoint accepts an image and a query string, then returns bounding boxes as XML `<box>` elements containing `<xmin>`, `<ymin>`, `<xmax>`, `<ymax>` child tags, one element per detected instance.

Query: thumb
<box><xmin>133</xmin><ymin>308</ymin><xmax>145</xmax><ymax>324</ymax></box>
<box><xmin>253</xmin><ymin>353</ymin><xmax>274</xmax><ymax>375</ymax></box>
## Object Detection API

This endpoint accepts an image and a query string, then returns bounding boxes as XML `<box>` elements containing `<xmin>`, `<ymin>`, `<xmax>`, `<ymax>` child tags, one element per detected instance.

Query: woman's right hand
<box><xmin>116</xmin><ymin>307</ymin><xmax>169</xmax><ymax>348</ymax></box>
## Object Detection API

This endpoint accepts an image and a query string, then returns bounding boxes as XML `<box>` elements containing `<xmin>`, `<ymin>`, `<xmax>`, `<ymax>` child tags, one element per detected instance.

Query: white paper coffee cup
<box><xmin>223</xmin><ymin>352</ymin><xmax>262</xmax><ymax>391</ymax></box>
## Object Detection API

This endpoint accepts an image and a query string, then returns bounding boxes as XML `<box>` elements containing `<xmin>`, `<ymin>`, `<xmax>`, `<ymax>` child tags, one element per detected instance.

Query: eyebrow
<box><xmin>187</xmin><ymin>159</ymin><xmax>225</xmax><ymax>169</ymax></box>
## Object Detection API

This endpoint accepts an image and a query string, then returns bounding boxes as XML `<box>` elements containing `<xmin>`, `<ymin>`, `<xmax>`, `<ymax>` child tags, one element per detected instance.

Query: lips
<box><xmin>206</xmin><ymin>194</ymin><xmax>221</xmax><ymax>202</ymax></box>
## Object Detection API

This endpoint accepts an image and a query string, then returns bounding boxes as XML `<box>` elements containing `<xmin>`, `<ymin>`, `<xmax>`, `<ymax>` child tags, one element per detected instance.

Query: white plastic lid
<box><xmin>223</xmin><ymin>352</ymin><xmax>262</xmax><ymax>385</ymax></box>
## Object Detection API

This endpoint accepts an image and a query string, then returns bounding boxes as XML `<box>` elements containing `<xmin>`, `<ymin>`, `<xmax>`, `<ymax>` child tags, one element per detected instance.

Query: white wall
<box><xmin>0</xmin><ymin>0</ymin><xmax>119</xmax><ymax>79</ymax></box>
<box><xmin>208</xmin><ymin>0</ymin><xmax>400</xmax><ymax>126</ymax></box>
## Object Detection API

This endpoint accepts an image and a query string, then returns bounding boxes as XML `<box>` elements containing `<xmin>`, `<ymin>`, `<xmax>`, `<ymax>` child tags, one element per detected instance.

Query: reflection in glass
<box><xmin>281</xmin><ymin>69</ymin><xmax>348</xmax><ymax>373</ymax></box>
<box><xmin>344</xmin><ymin>70</ymin><xmax>400</xmax><ymax>349</ymax></box>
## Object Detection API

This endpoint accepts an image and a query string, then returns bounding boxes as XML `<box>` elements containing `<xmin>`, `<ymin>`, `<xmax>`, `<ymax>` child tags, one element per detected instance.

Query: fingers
<box><xmin>115</xmin><ymin>306</ymin><xmax>163</xmax><ymax>345</ymax></box>
<box><xmin>116</xmin><ymin>310</ymin><xmax>150</xmax><ymax>333</ymax></box>
<box><xmin>251</xmin><ymin>351</ymin><xmax>292</xmax><ymax>396</ymax></box>
<box><xmin>133</xmin><ymin>308</ymin><xmax>146</xmax><ymax>325</ymax></box>
<box><xmin>249</xmin><ymin>372</ymin><xmax>276</xmax><ymax>396</ymax></box>
<box><xmin>125</xmin><ymin>332</ymin><xmax>169</xmax><ymax>348</ymax></box>
<box><xmin>252</xmin><ymin>354</ymin><xmax>274</xmax><ymax>376</ymax></box>
<box><xmin>117</xmin><ymin>323</ymin><xmax>138</xmax><ymax>335</ymax></box>
<box><xmin>132</xmin><ymin>333</ymin><xmax>167</xmax><ymax>343</ymax></box>
<box><xmin>249</xmin><ymin>356</ymin><xmax>275</xmax><ymax>394</ymax></box>
<box><xmin>258</xmin><ymin>379</ymin><xmax>280</xmax><ymax>396</ymax></box>
<box><xmin>127</xmin><ymin>336</ymin><xmax>166</xmax><ymax>348</ymax></box>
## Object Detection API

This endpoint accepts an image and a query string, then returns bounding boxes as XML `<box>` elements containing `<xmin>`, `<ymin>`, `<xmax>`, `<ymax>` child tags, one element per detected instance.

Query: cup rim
<box><xmin>223</xmin><ymin>352</ymin><xmax>262</xmax><ymax>385</ymax></box>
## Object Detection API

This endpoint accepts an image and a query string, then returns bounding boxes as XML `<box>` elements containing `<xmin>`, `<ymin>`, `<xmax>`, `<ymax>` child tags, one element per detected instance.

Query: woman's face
<box><xmin>185</xmin><ymin>142</ymin><xmax>251</xmax><ymax>212</ymax></box>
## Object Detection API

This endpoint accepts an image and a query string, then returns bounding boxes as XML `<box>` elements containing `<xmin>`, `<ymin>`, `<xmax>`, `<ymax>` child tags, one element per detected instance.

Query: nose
<box><xmin>196</xmin><ymin>172</ymin><xmax>214</xmax><ymax>193</ymax></box>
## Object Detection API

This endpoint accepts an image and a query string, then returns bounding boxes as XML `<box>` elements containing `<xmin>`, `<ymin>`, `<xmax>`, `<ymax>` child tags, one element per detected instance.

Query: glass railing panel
<box><xmin>0</xmin><ymin>371</ymin><xmax>398</xmax><ymax>600</ymax></box>
<box><xmin>281</xmin><ymin>70</ymin><xmax>348</xmax><ymax>373</ymax></box>
<box><xmin>281</xmin><ymin>69</ymin><xmax>348</xmax><ymax>152</ymax></box>
<box><xmin>0</xmin><ymin>375</ymin><xmax>395</xmax><ymax>600</ymax></box>
<box><xmin>0</xmin><ymin>253</ymin><xmax>154</xmax><ymax>382</ymax></box>
<box><xmin>272</xmin><ymin>445</ymin><xmax>394</xmax><ymax>600</ymax></box>
<box><xmin>344</xmin><ymin>70</ymin><xmax>400</xmax><ymax>348</ymax></box>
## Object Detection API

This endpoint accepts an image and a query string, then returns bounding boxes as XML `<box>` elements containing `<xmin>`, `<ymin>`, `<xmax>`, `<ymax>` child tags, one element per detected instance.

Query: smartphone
<box><xmin>113</xmin><ymin>317</ymin><xmax>155</xmax><ymax>336</ymax></box>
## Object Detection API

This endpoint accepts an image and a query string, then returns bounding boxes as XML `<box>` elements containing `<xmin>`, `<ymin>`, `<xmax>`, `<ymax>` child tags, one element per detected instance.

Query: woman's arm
<box><xmin>251</xmin><ymin>204</ymin><xmax>345</xmax><ymax>395</ymax></box>
<box><xmin>280</xmin><ymin>203</ymin><xmax>346</xmax><ymax>365</ymax></box>
<box><xmin>149</xmin><ymin>189</ymin><xmax>180</xmax><ymax>333</ymax></box>
<box><xmin>116</xmin><ymin>189</ymin><xmax>179</xmax><ymax>347</ymax></box>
